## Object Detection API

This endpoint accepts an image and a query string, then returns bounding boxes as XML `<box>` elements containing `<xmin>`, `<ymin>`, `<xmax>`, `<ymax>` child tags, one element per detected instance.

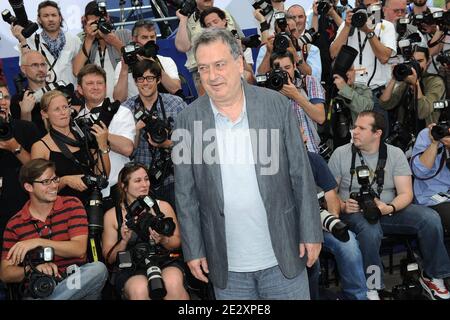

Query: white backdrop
<box><xmin>0</xmin><ymin>0</ymin><xmax>91</xmax><ymax>59</ymax></box>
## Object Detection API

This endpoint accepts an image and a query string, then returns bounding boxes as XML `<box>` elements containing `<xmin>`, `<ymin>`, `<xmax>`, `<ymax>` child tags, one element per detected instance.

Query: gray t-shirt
<box><xmin>328</xmin><ymin>143</ymin><xmax>412</xmax><ymax>203</ymax></box>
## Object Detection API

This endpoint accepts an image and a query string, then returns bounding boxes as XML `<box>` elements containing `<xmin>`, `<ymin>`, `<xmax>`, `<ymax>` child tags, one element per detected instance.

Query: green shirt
<box><xmin>336</xmin><ymin>83</ymin><xmax>374</xmax><ymax>123</ymax></box>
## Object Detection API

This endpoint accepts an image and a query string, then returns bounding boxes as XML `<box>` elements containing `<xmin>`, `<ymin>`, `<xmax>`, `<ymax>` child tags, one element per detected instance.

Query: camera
<box><xmin>393</xmin><ymin>59</ymin><xmax>421</xmax><ymax>82</ymax></box>
<box><xmin>135</xmin><ymin>109</ymin><xmax>173</xmax><ymax>145</ymax></box>
<box><xmin>0</xmin><ymin>100</ymin><xmax>13</xmax><ymax>141</ymax></box>
<box><xmin>333</xmin><ymin>100</ymin><xmax>352</xmax><ymax>139</ymax></box>
<box><xmin>413</xmin><ymin>12</ymin><xmax>435</xmax><ymax>27</ymax></box>
<box><xmin>256</xmin><ymin>68</ymin><xmax>289</xmax><ymax>91</ymax></box>
<box><xmin>430</xmin><ymin>100</ymin><xmax>450</xmax><ymax>140</ymax></box>
<box><xmin>122</xmin><ymin>41</ymin><xmax>159</xmax><ymax>66</ymax></box>
<box><xmin>21</xmin><ymin>246</ymin><xmax>58</xmax><ymax>299</ymax></box>
<box><xmin>2</xmin><ymin>0</ymin><xmax>39</xmax><ymax>39</ymax></box>
<box><xmin>396</xmin><ymin>17</ymin><xmax>410</xmax><ymax>36</ymax></box>
<box><xmin>298</xmin><ymin>28</ymin><xmax>318</xmax><ymax>46</ymax></box>
<box><xmin>349</xmin><ymin>165</ymin><xmax>382</xmax><ymax>224</ymax></box>
<box><xmin>126</xmin><ymin>195</ymin><xmax>176</xmax><ymax>241</ymax></box>
<box><xmin>318</xmin><ymin>191</ymin><xmax>350</xmax><ymax>242</ymax></box>
<box><xmin>90</xmin><ymin>1</ymin><xmax>114</xmax><ymax>34</ymax></box>
<box><xmin>273</xmin><ymin>32</ymin><xmax>291</xmax><ymax>53</ymax></box>
<box><xmin>274</xmin><ymin>11</ymin><xmax>287</xmax><ymax>31</ymax></box>
<box><xmin>317</xmin><ymin>0</ymin><xmax>332</xmax><ymax>16</ymax></box>
<box><xmin>230</xmin><ymin>30</ymin><xmax>261</xmax><ymax>49</ymax></box>
<box><xmin>252</xmin><ymin>0</ymin><xmax>273</xmax><ymax>16</ymax></box>
<box><xmin>386</xmin><ymin>121</ymin><xmax>415</xmax><ymax>152</ymax></box>
<box><xmin>149</xmin><ymin>148</ymin><xmax>173</xmax><ymax>189</ymax></box>
<box><xmin>397</xmin><ymin>33</ymin><xmax>422</xmax><ymax>60</ymax></box>
<box><xmin>351</xmin><ymin>3</ymin><xmax>368</xmax><ymax>29</ymax></box>
<box><xmin>436</xmin><ymin>49</ymin><xmax>450</xmax><ymax>66</ymax></box>
<box><xmin>173</xmin><ymin>0</ymin><xmax>197</xmax><ymax>17</ymax></box>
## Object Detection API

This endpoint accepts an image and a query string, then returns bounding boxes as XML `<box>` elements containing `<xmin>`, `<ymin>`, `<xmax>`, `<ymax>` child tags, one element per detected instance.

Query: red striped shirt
<box><xmin>1</xmin><ymin>196</ymin><xmax>88</xmax><ymax>273</ymax></box>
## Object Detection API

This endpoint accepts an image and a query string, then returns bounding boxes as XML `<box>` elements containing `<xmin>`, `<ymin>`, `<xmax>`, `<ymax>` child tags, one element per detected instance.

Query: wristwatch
<box><xmin>366</xmin><ymin>31</ymin><xmax>375</xmax><ymax>39</ymax></box>
<box><xmin>99</xmin><ymin>145</ymin><xmax>111</xmax><ymax>154</ymax></box>
<box><xmin>13</xmin><ymin>145</ymin><xmax>22</xmax><ymax>155</ymax></box>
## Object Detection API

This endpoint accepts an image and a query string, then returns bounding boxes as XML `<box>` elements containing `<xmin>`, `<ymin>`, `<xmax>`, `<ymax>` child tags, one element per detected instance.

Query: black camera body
<box><xmin>256</xmin><ymin>68</ymin><xmax>289</xmax><ymax>91</ymax></box>
<box><xmin>396</xmin><ymin>17</ymin><xmax>410</xmax><ymax>36</ymax></box>
<box><xmin>351</xmin><ymin>4</ymin><xmax>368</xmax><ymax>29</ymax></box>
<box><xmin>393</xmin><ymin>59</ymin><xmax>422</xmax><ymax>82</ymax></box>
<box><xmin>317</xmin><ymin>0</ymin><xmax>332</xmax><ymax>16</ymax></box>
<box><xmin>273</xmin><ymin>32</ymin><xmax>291</xmax><ymax>53</ymax></box>
<box><xmin>437</xmin><ymin>49</ymin><xmax>450</xmax><ymax>66</ymax></box>
<box><xmin>230</xmin><ymin>30</ymin><xmax>261</xmax><ymax>49</ymax></box>
<box><xmin>1</xmin><ymin>9</ymin><xmax>38</xmax><ymax>38</ymax></box>
<box><xmin>82</xmin><ymin>174</ymin><xmax>108</xmax><ymax>191</ymax></box>
<box><xmin>126</xmin><ymin>195</ymin><xmax>176</xmax><ymax>242</ymax></box>
<box><xmin>431</xmin><ymin>100</ymin><xmax>450</xmax><ymax>141</ymax></box>
<box><xmin>252</xmin><ymin>0</ymin><xmax>273</xmax><ymax>16</ymax></box>
<box><xmin>386</xmin><ymin>121</ymin><xmax>415</xmax><ymax>152</ymax></box>
<box><xmin>349</xmin><ymin>165</ymin><xmax>382</xmax><ymax>224</ymax></box>
<box><xmin>0</xmin><ymin>115</ymin><xmax>13</xmax><ymax>141</ymax></box>
<box><xmin>175</xmin><ymin>0</ymin><xmax>197</xmax><ymax>17</ymax></box>
<box><xmin>145</xmin><ymin>116</ymin><xmax>173</xmax><ymax>145</ymax></box>
<box><xmin>22</xmin><ymin>246</ymin><xmax>58</xmax><ymax>299</ymax></box>
<box><xmin>90</xmin><ymin>1</ymin><xmax>113</xmax><ymax>34</ymax></box>
<box><xmin>122</xmin><ymin>41</ymin><xmax>159</xmax><ymax>66</ymax></box>
<box><xmin>397</xmin><ymin>32</ymin><xmax>422</xmax><ymax>60</ymax></box>
<box><xmin>299</xmin><ymin>28</ymin><xmax>318</xmax><ymax>46</ymax></box>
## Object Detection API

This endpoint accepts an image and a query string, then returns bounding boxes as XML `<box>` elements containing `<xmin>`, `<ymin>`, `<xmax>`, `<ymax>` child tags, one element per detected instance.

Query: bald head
<box><xmin>21</xmin><ymin>50</ymin><xmax>45</xmax><ymax>67</ymax></box>
<box><xmin>288</xmin><ymin>4</ymin><xmax>306</xmax><ymax>33</ymax></box>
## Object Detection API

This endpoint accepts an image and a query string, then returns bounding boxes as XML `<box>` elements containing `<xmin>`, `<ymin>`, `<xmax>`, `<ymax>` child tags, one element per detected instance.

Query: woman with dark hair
<box><xmin>102</xmin><ymin>162</ymin><xmax>189</xmax><ymax>300</ymax></box>
<box><xmin>31</xmin><ymin>90</ymin><xmax>110</xmax><ymax>204</ymax></box>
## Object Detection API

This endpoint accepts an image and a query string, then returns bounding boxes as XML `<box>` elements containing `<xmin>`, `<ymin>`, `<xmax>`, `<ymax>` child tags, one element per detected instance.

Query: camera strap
<box><xmin>357</xmin><ymin>30</ymin><xmax>369</xmax><ymax>66</ymax></box>
<box><xmin>410</xmin><ymin>146</ymin><xmax>447</xmax><ymax>180</ymax></box>
<box><xmin>349</xmin><ymin>142</ymin><xmax>387</xmax><ymax>196</ymax></box>
<box><xmin>98</xmin><ymin>42</ymin><xmax>106</xmax><ymax>69</ymax></box>
<box><xmin>49</xmin><ymin>127</ymin><xmax>94</xmax><ymax>175</ymax></box>
<box><xmin>137</xmin><ymin>94</ymin><xmax>167</xmax><ymax>121</ymax></box>
<box><xmin>35</xmin><ymin>34</ymin><xmax>58</xmax><ymax>82</ymax></box>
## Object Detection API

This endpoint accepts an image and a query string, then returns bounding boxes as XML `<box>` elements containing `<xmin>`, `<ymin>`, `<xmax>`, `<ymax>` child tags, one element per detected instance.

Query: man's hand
<box><xmin>19</xmin><ymin>90</ymin><xmax>36</xmax><ymax>114</ymax></box>
<box><xmin>84</xmin><ymin>18</ymin><xmax>99</xmax><ymax>40</ymax></box>
<box><xmin>187</xmin><ymin>258</ymin><xmax>209</xmax><ymax>283</ymax></box>
<box><xmin>36</xmin><ymin>262</ymin><xmax>61</xmax><ymax>278</ymax></box>
<box><xmin>11</xmin><ymin>24</ymin><xmax>26</xmax><ymax>43</ymax></box>
<box><xmin>405</xmin><ymin>68</ymin><xmax>418</xmax><ymax>86</ymax></box>
<box><xmin>7</xmin><ymin>238</ymin><xmax>42</xmax><ymax>265</ymax></box>
<box><xmin>253</xmin><ymin>9</ymin><xmax>266</xmax><ymax>23</ymax></box>
<box><xmin>345</xmin><ymin>10</ymin><xmax>354</xmax><ymax>27</ymax></box>
<box><xmin>91</xmin><ymin>121</ymin><xmax>109</xmax><ymax>150</ymax></box>
<box><xmin>344</xmin><ymin>197</ymin><xmax>361</xmax><ymax>214</ymax></box>
<box><xmin>374</xmin><ymin>198</ymin><xmax>393</xmax><ymax>215</ymax></box>
<box><xmin>313</xmin><ymin>1</ymin><xmax>319</xmax><ymax>16</ymax></box>
<box><xmin>299</xmin><ymin>243</ymin><xmax>322</xmax><ymax>267</ymax></box>
<box><xmin>0</xmin><ymin>137</ymin><xmax>20</xmax><ymax>153</ymax></box>
<box><xmin>176</xmin><ymin>9</ymin><xmax>189</xmax><ymax>23</ymax></box>
<box><xmin>333</xmin><ymin>74</ymin><xmax>347</xmax><ymax>90</ymax></box>
<box><xmin>280</xmin><ymin>77</ymin><xmax>301</xmax><ymax>101</ymax></box>
<box><xmin>265</xmin><ymin>35</ymin><xmax>275</xmax><ymax>54</ymax></box>
<box><xmin>62</xmin><ymin>174</ymin><xmax>88</xmax><ymax>192</ymax></box>
<box><xmin>360</xmin><ymin>22</ymin><xmax>374</xmax><ymax>34</ymax></box>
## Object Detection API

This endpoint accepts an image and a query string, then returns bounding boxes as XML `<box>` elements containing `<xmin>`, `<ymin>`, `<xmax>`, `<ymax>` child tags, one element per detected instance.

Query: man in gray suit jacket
<box><xmin>172</xmin><ymin>28</ymin><xmax>323</xmax><ymax>300</ymax></box>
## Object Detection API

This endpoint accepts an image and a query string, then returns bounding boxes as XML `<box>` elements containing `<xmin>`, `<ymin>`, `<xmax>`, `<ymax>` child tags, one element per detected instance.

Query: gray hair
<box><xmin>193</xmin><ymin>28</ymin><xmax>242</xmax><ymax>61</ymax></box>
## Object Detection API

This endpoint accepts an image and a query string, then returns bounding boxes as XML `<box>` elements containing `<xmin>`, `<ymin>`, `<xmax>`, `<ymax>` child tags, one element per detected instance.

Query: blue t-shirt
<box><xmin>308</xmin><ymin>152</ymin><xmax>337</xmax><ymax>192</ymax></box>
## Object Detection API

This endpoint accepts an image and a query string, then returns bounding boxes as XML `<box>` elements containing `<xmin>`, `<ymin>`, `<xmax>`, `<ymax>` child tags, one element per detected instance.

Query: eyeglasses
<box><xmin>136</xmin><ymin>75</ymin><xmax>158</xmax><ymax>84</ymax></box>
<box><xmin>33</xmin><ymin>176</ymin><xmax>60</xmax><ymax>186</ymax></box>
<box><xmin>391</xmin><ymin>8</ymin><xmax>407</xmax><ymax>14</ymax></box>
<box><xmin>49</xmin><ymin>105</ymin><xmax>71</xmax><ymax>114</ymax></box>
<box><xmin>22</xmin><ymin>63</ymin><xmax>47</xmax><ymax>70</ymax></box>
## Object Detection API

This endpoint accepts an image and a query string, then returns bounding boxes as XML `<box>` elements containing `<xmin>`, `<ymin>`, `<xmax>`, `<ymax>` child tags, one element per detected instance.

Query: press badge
<box><xmin>355</xmin><ymin>68</ymin><xmax>369</xmax><ymax>84</ymax></box>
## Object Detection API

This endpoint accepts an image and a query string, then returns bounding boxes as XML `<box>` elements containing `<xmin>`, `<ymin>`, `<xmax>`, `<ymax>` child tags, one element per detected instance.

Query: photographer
<box><xmin>0</xmin><ymin>83</ymin><xmax>39</xmax><ymax>247</ymax></box>
<box><xmin>269</xmin><ymin>50</ymin><xmax>325</xmax><ymax>153</ymax></box>
<box><xmin>174</xmin><ymin>0</ymin><xmax>242</xmax><ymax>96</ymax></box>
<box><xmin>0</xmin><ymin>159</ymin><xmax>108</xmax><ymax>300</ymax></box>
<box><xmin>10</xmin><ymin>51</ymin><xmax>48</xmax><ymax>137</ymax></box>
<box><xmin>200</xmin><ymin>7</ymin><xmax>256</xmax><ymax>84</ymax></box>
<box><xmin>73</xmin><ymin>1</ymin><xmax>131</xmax><ymax>100</ymax></box>
<box><xmin>113</xmin><ymin>20</ymin><xmax>181</xmax><ymax>102</ymax></box>
<box><xmin>330</xmin><ymin>0</ymin><xmax>397</xmax><ymax>132</ymax></box>
<box><xmin>301</xmin><ymin>128</ymin><xmax>368</xmax><ymax>300</ymax></box>
<box><xmin>30</xmin><ymin>90</ymin><xmax>110</xmax><ymax>205</ymax></box>
<box><xmin>102</xmin><ymin>163</ymin><xmax>188</xmax><ymax>300</ymax></box>
<box><xmin>333</xmin><ymin>65</ymin><xmax>374</xmax><ymax>123</ymax></box>
<box><xmin>308</xmin><ymin>0</ymin><xmax>344</xmax><ymax>83</ymax></box>
<box><xmin>411</xmin><ymin>124</ymin><xmax>450</xmax><ymax>236</ymax></box>
<box><xmin>122</xmin><ymin>60</ymin><xmax>187</xmax><ymax>208</ymax></box>
<box><xmin>75</xmin><ymin>64</ymin><xmax>135</xmax><ymax>203</ymax></box>
<box><xmin>380</xmin><ymin>46</ymin><xmax>444</xmax><ymax>128</ymax></box>
<box><xmin>11</xmin><ymin>1</ymin><xmax>81</xmax><ymax>85</ymax></box>
<box><xmin>328</xmin><ymin>111</ymin><xmax>450</xmax><ymax>300</ymax></box>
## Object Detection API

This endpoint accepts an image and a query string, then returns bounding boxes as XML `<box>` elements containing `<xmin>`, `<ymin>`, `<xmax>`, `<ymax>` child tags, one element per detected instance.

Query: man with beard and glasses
<box><xmin>10</xmin><ymin>51</ymin><xmax>49</xmax><ymax>137</ymax></box>
<box><xmin>11</xmin><ymin>1</ymin><xmax>81</xmax><ymax>86</ymax></box>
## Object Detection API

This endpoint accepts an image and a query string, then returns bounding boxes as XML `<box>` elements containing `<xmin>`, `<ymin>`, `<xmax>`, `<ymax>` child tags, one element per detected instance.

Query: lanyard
<box><xmin>357</xmin><ymin>30</ymin><xmax>369</xmax><ymax>65</ymax></box>
<box><xmin>98</xmin><ymin>44</ymin><xmax>106</xmax><ymax>69</ymax></box>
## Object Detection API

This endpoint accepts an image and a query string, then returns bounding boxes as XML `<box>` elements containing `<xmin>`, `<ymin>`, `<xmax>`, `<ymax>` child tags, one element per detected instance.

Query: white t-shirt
<box><xmin>25</xmin><ymin>31</ymin><xmax>81</xmax><ymax>86</ymax></box>
<box><xmin>334</xmin><ymin>20</ymin><xmax>397</xmax><ymax>88</ymax></box>
<box><xmin>76</xmin><ymin>104</ymin><xmax>136</xmax><ymax>197</ymax></box>
<box><xmin>114</xmin><ymin>55</ymin><xmax>180</xmax><ymax>100</ymax></box>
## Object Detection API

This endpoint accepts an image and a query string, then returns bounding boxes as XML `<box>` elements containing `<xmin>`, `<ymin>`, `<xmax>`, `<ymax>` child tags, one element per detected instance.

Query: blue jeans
<box><xmin>40</xmin><ymin>262</ymin><xmax>108</xmax><ymax>300</ymax></box>
<box><xmin>214</xmin><ymin>265</ymin><xmax>310</xmax><ymax>300</ymax></box>
<box><xmin>323</xmin><ymin>231</ymin><xmax>368</xmax><ymax>300</ymax></box>
<box><xmin>341</xmin><ymin>204</ymin><xmax>450</xmax><ymax>288</ymax></box>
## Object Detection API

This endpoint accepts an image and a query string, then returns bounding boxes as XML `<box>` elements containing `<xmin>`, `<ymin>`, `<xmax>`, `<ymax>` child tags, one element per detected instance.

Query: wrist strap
<box><xmin>388</xmin><ymin>203</ymin><xmax>396</xmax><ymax>214</ymax></box>
<box><xmin>260</xmin><ymin>21</ymin><xmax>269</xmax><ymax>33</ymax></box>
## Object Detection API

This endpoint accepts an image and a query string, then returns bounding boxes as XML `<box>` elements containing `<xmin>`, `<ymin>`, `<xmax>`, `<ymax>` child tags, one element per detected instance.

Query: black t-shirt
<box><xmin>0</xmin><ymin>119</ymin><xmax>40</xmax><ymax>234</ymax></box>
<box><xmin>10</xmin><ymin>92</ymin><xmax>47</xmax><ymax>138</ymax></box>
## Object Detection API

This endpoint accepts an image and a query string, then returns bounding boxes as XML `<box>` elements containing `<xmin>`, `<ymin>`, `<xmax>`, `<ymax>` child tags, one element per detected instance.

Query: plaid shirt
<box><xmin>292</xmin><ymin>75</ymin><xmax>325</xmax><ymax>153</ymax></box>
<box><xmin>122</xmin><ymin>93</ymin><xmax>188</xmax><ymax>186</ymax></box>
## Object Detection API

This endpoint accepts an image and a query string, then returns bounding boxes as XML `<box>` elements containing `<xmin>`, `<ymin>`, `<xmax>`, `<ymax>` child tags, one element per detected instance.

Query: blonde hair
<box><xmin>40</xmin><ymin>90</ymin><xmax>68</xmax><ymax>131</ymax></box>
